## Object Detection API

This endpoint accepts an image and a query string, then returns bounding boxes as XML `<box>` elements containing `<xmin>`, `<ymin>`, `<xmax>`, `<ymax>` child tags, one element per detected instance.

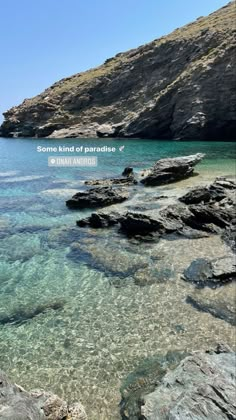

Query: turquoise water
<box><xmin>0</xmin><ymin>138</ymin><xmax>235</xmax><ymax>419</ymax></box>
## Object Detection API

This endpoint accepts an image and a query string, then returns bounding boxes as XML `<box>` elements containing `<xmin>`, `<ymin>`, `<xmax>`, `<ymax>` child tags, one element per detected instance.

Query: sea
<box><xmin>0</xmin><ymin>137</ymin><xmax>235</xmax><ymax>419</ymax></box>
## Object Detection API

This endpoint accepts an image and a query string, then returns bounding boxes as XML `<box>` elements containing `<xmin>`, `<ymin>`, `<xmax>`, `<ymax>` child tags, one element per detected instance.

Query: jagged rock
<box><xmin>141</xmin><ymin>346</ymin><xmax>236</xmax><ymax>420</ymax></box>
<box><xmin>1</xmin><ymin>3</ymin><xmax>235</xmax><ymax>140</ymax></box>
<box><xmin>77</xmin><ymin>212</ymin><xmax>122</xmax><ymax>228</ymax></box>
<box><xmin>120</xmin><ymin>213</ymin><xmax>164</xmax><ymax>236</ymax></box>
<box><xmin>66</xmin><ymin>186</ymin><xmax>129</xmax><ymax>209</ymax></box>
<box><xmin>180</xmin><ymin>177</ymin><xmax>236</xmax><ymax>204</ymax></box>
<box><xmin>75</xmin><ymin>178</ymin><xmax>235</xmax><ymax>251</ymax></box>
<box><xmin>183</xmin><ymin>255</ymin><xmax>236</xmax><ymax>287</ymax></box>
<box><xmin>0</xmin><ymin>371</ymin><xmax>87</xmax><ymax>420</ymax></box>
<box><xmin>140</xmin><ymin>153</ymin><xmax>205</xmax><ymax>186</ymax></box>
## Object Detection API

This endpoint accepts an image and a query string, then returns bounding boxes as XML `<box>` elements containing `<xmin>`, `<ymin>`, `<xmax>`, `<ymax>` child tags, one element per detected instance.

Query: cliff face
<box><xmin>1</xmin><ymin>2</ymin><xmax>236</xmax><ymax>140</ymax></box>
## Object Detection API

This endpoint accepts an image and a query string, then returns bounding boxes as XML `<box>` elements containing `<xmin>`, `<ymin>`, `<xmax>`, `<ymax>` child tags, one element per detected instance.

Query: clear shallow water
<box><xmin>0</xmin><ymin>138</ymin><xmax>235</xmax><ymax>419</ymax></box>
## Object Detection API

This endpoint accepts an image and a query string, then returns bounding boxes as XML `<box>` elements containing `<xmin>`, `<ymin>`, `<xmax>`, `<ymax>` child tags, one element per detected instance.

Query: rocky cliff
<box><xmin>1</xmin><ymin>2</ymin><xmax>235</xmax><ymax>140</ymax></box>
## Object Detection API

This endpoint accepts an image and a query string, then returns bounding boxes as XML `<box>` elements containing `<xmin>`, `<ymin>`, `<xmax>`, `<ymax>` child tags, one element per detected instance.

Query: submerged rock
<box><xmin>120</xmin><ymin>351</ymin><xmax>188</xmax><ymax>420</ymax></box>
<box><xmin>183</xmin><ymin>255</ymin><xmax>236</xmax><ymax>287</ymax></box>
<box><xmin>141</xmin><ymin>346</ymin><xmax>236</xmax><ymax>420</ymax></box>
<box><xmin>186</xmin><ymin>295</ymin><xmax>236</xmax><ymax>326</ymax></box>
<box><xmin>0</xmin><ymin>370</ymin><xmax>87</xmax><ymax>419</ymax></box>
<box><xmin>67</xmin><ymin>241</ymin><xmax>148</xmax><ymax>279</ymax></box>
<box><xmin>66</xmin><ymin>186</ymin><xmax>129</xmax><ymax>209</ymax></box>
<box><xmin>0</xmin><ymin>300</ymin><xmax>65</xmax><ymax>326</ymax></box>
<box><xmin>140</xmin><ymin>153</ymin><xmax>205</xmax><ymax>186</ymax></box>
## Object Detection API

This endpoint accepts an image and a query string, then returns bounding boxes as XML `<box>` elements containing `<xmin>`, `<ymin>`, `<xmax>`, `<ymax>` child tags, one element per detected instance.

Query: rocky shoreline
<box><xmin>64</xmin><ymin>152</ymin><xmax>236</xmax><ymax>418</ymax></box>
<box><xmin>0</xmin><ymin>370</ymin><xmax>87</xmax><ymax>420</ymax></box>
<box><xmin>1</xmin><ymin>154</ymin><xmax>235</xmax><ymax>419</ymax></box>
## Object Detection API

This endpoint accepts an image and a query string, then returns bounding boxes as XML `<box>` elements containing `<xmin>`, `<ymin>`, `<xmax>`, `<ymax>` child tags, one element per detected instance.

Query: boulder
<box><xmin>66</xmin><ymin>186</ymin><xmax>129</xmax><ymax>209</ymax></box>
<box><xmin>141</xmin><ymin>346</ymin><xmax>236</xmax><ymax>420</ymax></box>
<box><xmin>140</xmin><ymin>153</ymin><xmax>205</xmax><ymax>186</ymax></box>
<box><xmin>0</xmin><ymin>370</ymin><xmax>87</xmax><ymax>420</ymax></box>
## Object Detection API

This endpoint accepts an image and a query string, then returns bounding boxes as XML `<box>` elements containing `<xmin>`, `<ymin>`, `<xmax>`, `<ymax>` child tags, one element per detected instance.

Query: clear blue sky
<box><xmin>0</xmin><ymin>0</ymin><xmax>229</xmax><ymax>122</ymax></box>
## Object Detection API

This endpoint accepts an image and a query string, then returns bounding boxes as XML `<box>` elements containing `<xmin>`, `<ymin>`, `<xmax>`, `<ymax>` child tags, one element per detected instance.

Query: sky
<box><xmin>0</xmin><ymin>0</ymin><xmax>229</xmax><ymax>123</ymax></box>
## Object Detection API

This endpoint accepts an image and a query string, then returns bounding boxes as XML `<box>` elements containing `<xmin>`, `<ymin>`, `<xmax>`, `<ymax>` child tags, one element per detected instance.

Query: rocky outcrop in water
<box><xmin>0</xmin><ymin>370</ymin><xmax>87</xmax><ymax>420</ymax></box>
<box><xmin>84</xmin><ymin>167</ymin><xmax>137</xmax><ymax>187</ymax></box>
<box><xmin>141</xmin><ymin>345</ymin><xmax>236</xmax><ymax>420</ymax></box>
<box><xmin>140</xmin><ymin>153</ymin><xmax>205</xmax><ymax>186</ymax></box>
<box><xmin>66</xmin><ymin>186</ymin><xmax>129</xmax><ymax>209</ymax></box>
<box><xmin>76</xmin><ymin>177</ymin><xmax>236</xmax><ymax>248</ymax></box>
<box><xmin>1</xmin><ymin>2</ymin><xmax>235</xmax><ymax>140</ymax></box>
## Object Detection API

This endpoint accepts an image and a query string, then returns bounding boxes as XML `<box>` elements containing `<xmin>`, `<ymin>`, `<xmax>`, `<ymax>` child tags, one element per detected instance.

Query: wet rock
<box><xmin>122</xmin><ymin>167</ymin><xmax>134</xmax><ymax>177</ymax></box>
<box><xmin>179</xmin><ymin>177</ymin><xmax>236</xmax><ymax>205</ymax></box>
<box><xmin>183</xmin><ymin>255</ymin><xmax>236</xmax><ymax>287</ymax></box>
<box><xmin>74</xmin><ymin>178</ymin><xmax>235</xmax><ymax>249</ymax></box>
<box><xmin>0</xmin><ymin>370</ymin><xmax>87</xmax><ymax>420</ymax></box>
<box><xmin>77</xmin><ymin>212</ymin><xmax>122</xmax><ymax>228</ymax></box>
<box><xmin>120</xmin><ymin>213</ymin><xmax>164</xmax><ymax>236</ymax></box>
<box><xmin>66</xmin><ymin>186</ymin><xmax>129</xmax><ymax>209</ymax></box>
<box><xmin>141</xmin><ymin>346</ymin><xmax>236</xmax><ymax>420</ymax></box>
<box><xmin>140</xmin><ymin>153</ymin><xmax>205</xmax><ymax>186</ymax></box>
<box><xmin>120</xmin><ymin>351</ymin><xmax>188</xmax><ymax>420</ymax></box>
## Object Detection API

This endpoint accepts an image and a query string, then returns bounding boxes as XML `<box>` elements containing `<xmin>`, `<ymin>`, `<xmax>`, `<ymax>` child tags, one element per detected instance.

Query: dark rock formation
<box><xmin>77</xmin><ymin>212</ymin><xmax>121</xmax><ymax>228</ymax></box>
<box><xmin>183</xmin><ymin>255</ymin><xmax>236</xmax><ymax>287</ymax></box>
<box><xmin>0</xmin><ymin>370</ymin><xmax>87</xmax><ymax>419</ymax></box>
<box><xmin>180</xmin><ymin>177</ymin><xmax>236</xmax><ymax>204</ymax></box>
<box><xmin>141</xmin><ymin>345</ymin><xmax>236</xmax><ymax>420</ymax></box>
<box><xmin>120</xmin><ymin>213</ymin><xmax>164</xmax><ymax>236</ymax></box>
<box><xmin>140</xmin><ymin>153</ymin><xmax>205</xmax><ymax>186</ymax></box>
<box><xmin>1</xmin><ymin>3</ymin><xmax>235</xmax><ymax>140</ymax></box>
<box><xmin>66</xmin><ymin>186</ymin><xmax>129</xmax><ymax>209</ymax></box>
<box><xmin>122</xmin><ymin>167</ymin><xmax>134</xmax><ymax>177</ymax></box>
<box><xmin>76</xmin><ymin>177</ymin><xmax>236</xmax><ymax>245</ymax></box>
